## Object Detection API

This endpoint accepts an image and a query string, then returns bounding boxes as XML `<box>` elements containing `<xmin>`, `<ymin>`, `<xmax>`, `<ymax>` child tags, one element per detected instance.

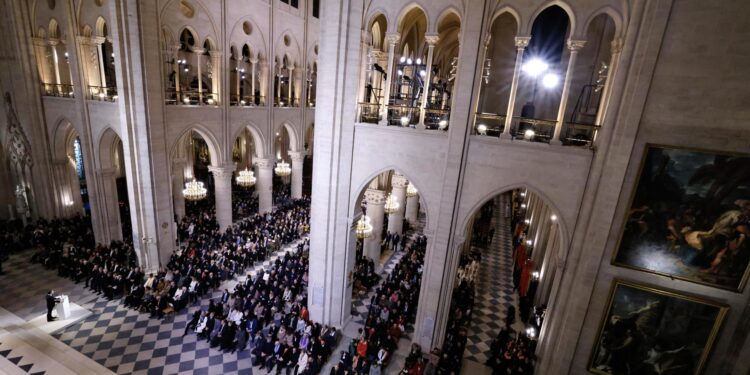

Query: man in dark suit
<box><xmin>46</xmin><ymin>290</ymin><xmax>58</xmax><ymax>321</ymax></box>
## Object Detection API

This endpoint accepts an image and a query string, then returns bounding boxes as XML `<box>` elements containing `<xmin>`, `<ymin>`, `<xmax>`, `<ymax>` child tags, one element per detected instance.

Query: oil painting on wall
<box><xmin>613</xmin><ymin>145</ymin><xmax>750</xmax><ymax>291</ymax></box>
<box><xmin>589</xmin><ymin>280</ymin><xmax>726</xmax><ymax>375</ymax></box>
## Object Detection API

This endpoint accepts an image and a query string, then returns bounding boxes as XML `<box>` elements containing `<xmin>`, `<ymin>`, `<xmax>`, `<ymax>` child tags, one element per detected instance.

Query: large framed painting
<box><xmin>589</xmin><ymin>280</ymin><xmax>727</xmax><ymax>375</ymax></box>
<box><xmin>613</xmin><ymin>145</ymin><xmax>750</xmax><ymax>291</ymax></box>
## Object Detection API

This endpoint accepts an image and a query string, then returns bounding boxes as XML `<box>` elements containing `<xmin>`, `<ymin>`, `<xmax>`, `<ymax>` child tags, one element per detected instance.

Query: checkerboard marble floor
<box><xmin>462</xmin><ymin>195</ymin><xmax>520</xmax><ymax>366</ymax></box>
<box><xmin>0</xmin><ymin>238</ymin><xmax>304</xmax><ymax>375</ymax></box>
<box><xmin>52</xmin><ymin>240</ymin><xmax>306</xmax><ymax>375</ymax></box>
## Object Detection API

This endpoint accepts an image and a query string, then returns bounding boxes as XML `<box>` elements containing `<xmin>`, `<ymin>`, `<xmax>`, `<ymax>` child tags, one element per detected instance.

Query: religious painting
<box><xmin>613</xmin><ymin>145</ymin><xmax>750</xmax><ymax>291</ymax></box>
<box><xmin>589</xmin><ymin>280</ymin><xmax>727</xmax><ymax>375</ymax></box>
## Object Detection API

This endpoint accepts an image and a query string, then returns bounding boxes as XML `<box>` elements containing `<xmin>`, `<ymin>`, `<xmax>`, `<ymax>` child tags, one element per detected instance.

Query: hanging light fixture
<box><xmin>275</xmin><ymin>160</ymin><xmax>291</xmax><ymax>177</ymax></box>
<box><xmin>383</xmin><ymin>192</ymin><xmax>400</xmax><ymax>214</ymax></box>
<box><xmin>406</xmin><ymin>182</ymin><xmax>418</xmax><ymax>198</ymax></box>
<box><xmin>236</xmin><ymin>167</ymin><xmax>257</xmax><ymax>187</ymax></box>
<box><xmin>355</xmin><ymin>214</ymin><xmax>373</xmax><ymax>239</ymax></box>
<box><xmin>183</xmin><ymin>178</ymin><xmax>207</xmax><ymax>201</ymax></box>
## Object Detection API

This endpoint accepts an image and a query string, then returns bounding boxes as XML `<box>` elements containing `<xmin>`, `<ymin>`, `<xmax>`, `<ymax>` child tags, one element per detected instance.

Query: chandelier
<box><xmin>236</xmin><ymin>168</ymin><xmax>257</xmax><ymax>188</ymax></box>
<box><xmin>275</xmin><ymin>160</ymin><xmax>291</xmax><ymax>177</ymax></box>
<box><xmin>183</xmin><ymin>178</ymin><xmax>207</xmax><ymax>201</ymax></box>
<box><xmin>383</xmin><ymin>193</ymin><xmax>400</xmax><ymax>214</ymax></box>
<box><xmin>355</xmin><ymin>214</ymin><xmax>373</xmax><ymax>239</ymax></box>
<box><xmin>406</xmin><ymin>182</ymin><xmax>418</xmax><ymax>197</ymax></box>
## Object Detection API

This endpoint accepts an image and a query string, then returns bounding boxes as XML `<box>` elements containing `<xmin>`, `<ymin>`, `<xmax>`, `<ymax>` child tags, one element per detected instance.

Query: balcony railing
<box><xmin>273</xmin><ymin>97</ymin><xmax>300</xmax><ymax>108</ymax></box>
<box><xmin>357</xmin><ymin>103</ymin><xmax>380</xmax><ymax>124</ymax></box>
<box><xmin>230</xmin><ymin>94</ymin><xmax>266</xmax><ymax>107</ymax></box>
<box><xmin>42</xmin><ymin>83</ymin><xmax>75</xmax><ymax>98</ymax></box>
<box><xmin>424</xmin><ymin>107</ymin><xmax>450</xmax><ymax>131</ymax></box>
<box><xmin>387</xmin><ymin>105</ymin><xmax>419</xmax><ymax>127</ymax></box>
<box><xmin>165</xmin><ymin>89</ymin><xmax>219</xmax><ymax>106</ymax></box>
<box><xmin>474</xmin><ymin>112</ymin><xmax>598</xmax><ymax>147</ymax></box>
<box><xmin>561</xmin><ymin>122</ymin><xmax>600</xmax><ymax>147</ymax></box>
<box><xmin>87</xmin><ymin>85</ymin><xmax>118</xmax><ymax>102</ymax></box>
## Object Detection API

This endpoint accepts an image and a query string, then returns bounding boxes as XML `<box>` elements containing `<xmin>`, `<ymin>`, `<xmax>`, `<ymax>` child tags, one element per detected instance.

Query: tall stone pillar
<box><xmin>552</xmin><ymin>39</ymin><xmax>586</xmax><ymax>144</ymax></box>
<box><xmin>387</xmin><ymin>174</ymin><xmax>408</xmax><ymax>234</ymax></box>
<box><xmin>363</xmin><ymin>188</ymin><xmax>385</xmax><ymax>263</ymax></box>
<box><xmin>255</xmin><ymin>158</ymin><xmax>274</xmax><ymax>213</ymax></box>
<box><xmin>405</xmin><ymin>191</ymin><xmax>419</xmax><ymax>225</ymax></box>
<box><xmin>593</xmin><ymin>38</ymin><xmax>624</xmax><ymax>143</ymax></box>
<box><xmin>418</xmin><ymin>34</ymin><xmax>439</xmax><ymax>129</ymax></box>
<box><xmin>210</xmin><ymin>165</ymin><xmax>235</xmax><ymax>231</ymax></box>
<box><xmin>502</xmin><ymin>36</ymin><xmax>531</xmax><ymax>138</ymax></box>
<box><xmin>378</xmin><ymin>33</ymin><xmax>400</xmax><ymax>124</ymax></box>
<box><xmin>289</xmin><ymin>151</ymin><xmax>304</xmax><ymax>199</ymax></box>
<box><xmin>172</xmin><ymin>158</ymin><xmax>186</xmax><ymax>220</ymax></box>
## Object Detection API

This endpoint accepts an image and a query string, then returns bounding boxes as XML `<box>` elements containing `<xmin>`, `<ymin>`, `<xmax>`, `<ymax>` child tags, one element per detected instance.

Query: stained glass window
<box><xmin>73</xmin><ymin>137</ymin><xmax>85</xmax><ymax>179</ymax></box>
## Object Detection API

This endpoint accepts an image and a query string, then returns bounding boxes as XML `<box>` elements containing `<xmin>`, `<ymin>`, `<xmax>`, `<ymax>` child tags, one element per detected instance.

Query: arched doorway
<box><xmin>346</xmin><ymin>169</ymin><xmax>428</xmax><ymax>373</ymax></box>
<box><xmin>439</xmin><ymin>188</ymin><xmax>562</xmax><ymax>373</ymax></box>
<box><xmin>98</xmin><ymin>128</ymin><xmax>132</xmax><ymax>243</ymax></box>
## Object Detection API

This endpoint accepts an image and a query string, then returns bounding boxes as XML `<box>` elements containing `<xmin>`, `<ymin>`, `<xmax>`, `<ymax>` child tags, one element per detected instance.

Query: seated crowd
<box><xmin>181</xmin><ymin>239</ymin><xmax>340</xmax><ymax>374</ymax></box>
<box><xmin>329</xmin><ymin>234</ymin><xmax>427</xmax><ymax>375</ymax></box>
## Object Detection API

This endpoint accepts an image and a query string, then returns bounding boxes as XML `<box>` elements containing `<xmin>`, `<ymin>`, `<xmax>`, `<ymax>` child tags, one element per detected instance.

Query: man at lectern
<box><xmin>46</xmin><ymin>290</ymin><xmax>59</xmax><ymax>321</ymax></box>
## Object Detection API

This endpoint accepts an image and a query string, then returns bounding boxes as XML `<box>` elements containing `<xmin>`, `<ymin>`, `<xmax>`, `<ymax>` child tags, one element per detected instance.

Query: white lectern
<box><xmin>55</xmin><ymin>295</ymin><xmax>71</xmax><ymax>319</ymax></box>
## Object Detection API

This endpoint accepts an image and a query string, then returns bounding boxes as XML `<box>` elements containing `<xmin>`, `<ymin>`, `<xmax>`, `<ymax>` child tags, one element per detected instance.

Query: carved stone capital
<box><xmin>391</xmin><ymin>174</ymin><xmax>409</xmax><ymax>189</ymax></box>
<box><xmin>254</xmin><ymin>157</ymin><xmax>275</xmax><ymax>169</ymax></box>
<box><xmin>361</xmin><ymin>31</ymin><xmax>372</xmax><ymax>44</ymax></box>
<box><xmin>611</xmin><ymin>38</ymin><xmax>624</xmax><ymax>54</ymax></box>
<box><xmin>424</xmin><ymin>34</ymin><xmax>440</xmax><ymax>46</ymax></box>
<box><xmin>208</xmin><ymin>165</ymin><xmax>235</xmax><ymax>179</ymax></box>
<box><xmin>364</xmin><ymin>188</ymin><xmax>386</xmax><ymax>205</ymax></box>
<box><xmin>567</xmin><ymin>39</ymin><xmax>587</xmax><ymax>51</ymax></box>
<box><xmin>190</xmin><ymin>47</ymin><xmax>206</xmax><ymax>55</ymax></box>
<box><xmin>288</xmin><ymin>151</ymin><xmax>305</xmax><ymax>162</ymax></box>
<box><xmin>385</xmin><ymin>32</ymin><xmax>401</xmax><ymax>46</ymax></box>
<box><xmin>515</xmin><ymin>36</ymin><xmax>531</xmax><ymax>49</ymax></box>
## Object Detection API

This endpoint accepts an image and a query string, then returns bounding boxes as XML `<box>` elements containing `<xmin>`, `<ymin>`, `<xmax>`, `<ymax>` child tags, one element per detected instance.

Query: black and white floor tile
<box><xmin>462</xmin><ymin>195</ymin><xmax>520</xmax><ymax>366</ymax></box>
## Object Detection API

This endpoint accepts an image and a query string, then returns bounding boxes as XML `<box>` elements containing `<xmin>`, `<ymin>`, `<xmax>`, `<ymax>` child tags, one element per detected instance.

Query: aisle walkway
<box><xmin>462</xmin><ymin>195</ymin><xmax>520</xmax><ymax>366</ymax></box>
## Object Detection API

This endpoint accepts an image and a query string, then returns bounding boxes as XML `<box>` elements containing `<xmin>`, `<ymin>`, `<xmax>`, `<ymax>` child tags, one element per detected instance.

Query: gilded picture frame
<box><xmin>611</xmin><ymin>144</ymin><xmax>750</xmax><ymax>291</ymax></box>
<box><xmin>588</xmin><ymin>280</ymin><xmax>727</xmax><ymax>375</ymax></box>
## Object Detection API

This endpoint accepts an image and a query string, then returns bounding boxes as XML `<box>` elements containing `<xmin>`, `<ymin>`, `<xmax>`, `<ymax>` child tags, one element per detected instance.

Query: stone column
<box><xmin>289</xmin><ymin>151</ymin><xmax>305</xmax><ymax>199</ymax></box>
<box><xmin>172</xmin><ymin>44</ymin><xmax>182</xmax><ymax>101</ymax></box>
<box><xmin>260</xmin><ymin>59</ymin><xmax>269</xmax><ymax>105</ymax></box>
<box><xmin>357</xmin><ymin>31</ymin><xmax>371</xmax><ymax>103</ymax></box>
<box><xmin>593</xmin><ymin>38</ymin><xmax>624</xmax><ymax>140</ymax></box>
<box><xmin>418</xmin><ymin>34</ymin><xmax>439</xmax><ymax>129</ymax></box>
<box><xmin>387</xmin><ymin>173</ymin><xmax>408</xmax><ymax>234</ymax></box>
<box><xmin>32</xmin><ymin>38</ymin><xmax>51</xmax><ymax>86</ymax></box>
<box><xmin>287</xmin><ymin>66</ymin><xmax>295</xmax><ymax>105</ymax></box>
<box><xmin>255</xmin><ymin>158</ymin><xmax>274</xmax><ymax>213</ymax></box>
<box><xmin>192</xmin><ymin>48</ymin><xmax>206</xmax><ymax>103</ymax></box>
<box><xmin>49</xmin><ymin>39</ymin><xmax>62</xmax><ymax>86</ymax></box>
<box><xmin>209</xmin><ymin>165</ymin><xmax>235</xmax><ymax>231</ymax></box>
<box><xmin>502</xmin><ymin>36</ymin><xmax>531</xmax><ymax>138</ymax></box>
<box><xmin>172</xmin><ymin>158</ymin><xmax>187</xmax><ymax>220</ymax></box>
<box><xmin>210</xmin><ymin>51</ymin><xmax>221</xmax><ymax>104</ymax></box>
<box><xmin>363</xmin><ymin>188</ymin><xmax>385</xmax><ymax>263</ymax></box>
<box><xmin>405</xmin><ymin>191</ymin><xmax>419</xmax><ymax>225</ymax></box>
<box><xmin>250</xmin><ymin>57</ymin><xmax>259</xmax><ymax>103</ymax></box>
<box><xmin>378</xmin><ymin>32</ymin><xmax>400</xmax><ymax>125</ymax></box>
<box><xmin>536</xmin><ymin>222</ymin><xmax>559</xmax><ymax>305</ymax></box>
<box><xmin>552</xmin><ymin>39</ymin><xmax>586</xmax><ymax>144</ymax></box>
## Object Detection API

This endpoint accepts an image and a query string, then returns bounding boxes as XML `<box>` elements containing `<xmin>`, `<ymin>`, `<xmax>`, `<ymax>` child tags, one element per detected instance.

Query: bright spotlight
<box><xmin>524</xmin><ymin>129</ymin><xmax>536</xmax><ymax>139</ymax></box>
<box><xmin>416</xmin><ymin>58</ymin><xmax>422</xmax><ymax>64</ymax></box>
<box><xmin>550</xmin><ymin>214</ymin><xmax>558</xmax><ymax>221</ymax></box>
<box><xmin>438</xmin><ymin>120</ymin><xmax>448</xmax><ymax>129</ymax></box>
<box><xmin>399</xmin><ymin>56</ymin><xmax>406</xmax><ymax>63</ymax></box>
<box><xmin>400</xmin><ymin>116</ymin><xmax>409</xmax><ymax>126</ymax></box>
<box><xmin>542</xmin><ymin>72</ymin><xmax>560</xmax><ymax>88</ymax></box>
<box><xmin>476</xmin><ymin>124</ymin><xmax>488</xmax><ymax>135</ymax></box>
<box><xmin>522</xmin><ymin>58</ymin><xmax>548</xmax><ymax>77</ymax></box>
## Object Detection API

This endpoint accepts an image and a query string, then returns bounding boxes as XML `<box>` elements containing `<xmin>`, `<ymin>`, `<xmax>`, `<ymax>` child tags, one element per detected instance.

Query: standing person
<box><xmin>46</xmin><ymin>290</ymin><xmax>58</xmax><ymax>321</ymax></box>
